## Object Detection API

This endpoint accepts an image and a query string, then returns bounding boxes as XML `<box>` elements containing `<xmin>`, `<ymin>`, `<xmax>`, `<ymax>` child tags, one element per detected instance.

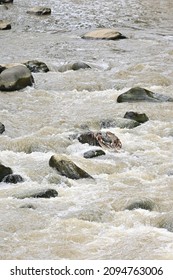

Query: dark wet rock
<box><xmin>2</xmin><ymin>174</ymin><xmax>24</xmax><ymax>184</ymax></box>
<box><xmin>81</xmin><ymin>28</ymin><xmax>126</xmax><ymax>40</ymax></box>
<box><xmin>23</xmin><ymin>60</ymin><xmax>49</xmax><ymax>73</ymax></box>
<box><xmin>117</xmin><ymin>87</ymin><xmax>173</xmax><ymax>103</ymax></box>
<box><xmin>26</xmin><ymin>7</ymin><xmax>51</xmax><ymax>15</ymax></box>
<box><xmin>78</xmin><ymin>132</ymin><xmax>100</xmax><ymax>146</ymax></box>
<box><xmin>0</xmin><ymin>65</ymin><xmax>34</xmax><ymax>91</ymax></box>
<box><xmin>0</xmin><ymin>65</ymin><xmax>6</xmax><ymax>73</ymax></box>
<box><xmin>0</xmin><ymin>20</ymin><xmax>11</xmax><ymax>30</ymax></box>
<box><xmin>49</xmin><ymin>154</ymin><xmax>93</xmax><ymax>180</ymax></box>
<box><xmin>83</xmin><ymin>149</ymin><xmax>106</xmax><ymax>158</ymax></box>
<box><xmin>18</xmin><ymin>189</ymin><xmax>58</xmax><ymax>199</ymax></box>
<box><xmin>58</xmin><ymin>62</ymin><xmax>91</xmax><ymax>73</ymax></box>
<box><xmin>124</xmin><ymin>111</ymin><xmax>149</xmax><ymax>124</ymax></box>
<box><xmin>125</xmin><ymin>200</ymin><xmax>154</xmax><ymax>211</ymax></box>
<box><xmin>100</xmin><ymin>118</ymin><xmax>140</xmax><ymax>129</ymax></box>
<box><xmin>0</xmin><ymin>0</ymin><xmax>13</xmax><ymax>4</ymax></box>
<box><xmin>0</xmin><ymin>122</ymin><xmax>5</xmax><ymax>134</ymax></box>
<box><xmin>78</xmin><ymin>131</ymin><xmax>122</xmax><ymax>151</ymax></box>
<box><xmin>0</xmin><ymin>163</ymin><xmax>13</xmax><ymax>182</ymax></box>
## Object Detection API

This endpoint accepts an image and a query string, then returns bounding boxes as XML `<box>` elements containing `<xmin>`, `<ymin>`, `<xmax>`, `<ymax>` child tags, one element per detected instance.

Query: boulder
<box><xmin>0</xmin><ymin>20</ymin><xmax>11</xmax><ymax>30</ymax></box>
<box><xmin>26</xmin><ymin>7</ymin><xmax>51</xmax><ymax>15</ymax></box>
<box><xmin>0</xmin><ymin>64</ymin><xmax>34</xmax><ymax>91</ymax></box>
<box><xmin>0</xmin><ymin>163</ymin><xmax>13</xmax><ymax>182</ymax></box>
<box><xmin>81</xmin><ymin>28</ymin><xmax>126</xmax><ymax>40</ymax></box>
<box><xmin>0</xmin><ymin>122</ymin><xmax>5</xmax><ymax>134</ymax></box>
<box><xmin>58</xmin><ymin>62</ymin><xmax>91</xmax><ymax>73</ymax></box>
<box><xmin>117</xmin><ymin>87</ymin><xmax>173</xmax><ymax>103</ymax></box>
<box><xmin>17</xmin><ymin>189</ymin><xmax>58</xmax><ymax>199</ymax></box>
<box><xmin>100</xmin><ymin>118</ymin><xmax>140</xmax><ymax>129</ymax></box>
<box><xmin>23</xmin><ymin>60</ymin><xmax>49</xmax><ymax>73</ymax></box>
<box><xmin>125</xmin><ymin>200</ymin><xmax>154</xmax><ymax>211</ymax></box>
<box><xmin>3</xmin><ymin>174</ymin><xmax>24</xmax><ymax>184</ymax></box>
<box><xmin>124</xmin><ymin>111</ymin><xmax>149</xmax><ymax>123</ymax></box>
<box><xmin>49</xmin><ymin>154</ymin><xmax>93</xmax><ymax>180</ymax></box>
<box><xmin>83</xmin><ymin>149</ymin><xmax>105</xmax><ymax>158</ymax></box>
<box><xmin>78</xmin><ymin>131</ymin><xmax>122</xmax><ymax>151</ymax></box>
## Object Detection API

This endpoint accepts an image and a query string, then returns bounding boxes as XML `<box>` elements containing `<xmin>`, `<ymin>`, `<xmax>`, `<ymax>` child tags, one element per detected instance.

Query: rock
<box><xmin>0</xmin><ymin>64</ymin><xmax>34</xmax><ymax>91</ymax></box>
<box><xmin>100</xmin><ymin>118</ymin><xmax>140</xmax><ymax>129</ymax></box>
<box><xmin>125</xmin><ymin>200</ymin><xmax>154</xmax><ymax>211</ymax></box>
<box><xmin>124</xmin><ymin>111</ymin><xmax>149</xmax><ymax>123</ymax></box>
<box><xmin>83</xmin><ymin>149</ymin><xmax>105</xmax><ymax>158</ymax></box>
<box><xmin>0</xmin><ymin>20</ymin><xmax>11</xmax><ymax>30</ymax></box>
<box><xmin>117</xmin><ymin>87</ymin><xmax>173</xmax><ymax>103</ymax></box>
<box><xmin>0</xmin><ymin>65</ymin><xmax>6</xmax><ymax>73</ymax></box>
<box><xmin>78</xmin><ymin>131</ymin><xmax>122</xmax><ymax>151</ymax></box>
<box><xmin>23</xmin><ymin>60</ymin><xmax>49</xmax><ymax>73</ymax></box>
<box><xmin>17</xmin><ymin>189</ymin><xmax>58</xmax><ymax>199</ymax></box>
<box><xmin>81</xmin><ymin>28</ymin><xmax>126</xmax><ymax>40</ymax></box>
<box><xmin>159</xmin><ymin>217</ymin><xmax>173</xmax><ymax>233</ymax></box>
<box><xmin>49</xmin><ymin>154</ymin><xmax>93</xmax><ymax>180</ymax></box>
<box><xmin>0</xmin><ymin>122</ymin><xmax>5</xmax><ymax>134</ymax></box>
<box><xmin>58</xmin><ymin>62</ymin><xmax>91</xmax><ymax>72</ymax></box>
<box><xmin>0</xmin><ymin>163</ymin><xmax>13</xmax><ymax>182</ymax></box>
<box><xmin>2</xmin><ymin>174</ymin><xmax>24</xmax><ymax>184</ymax></box>
<box><xmin>0</xmin><ymin>0</ymin><xmax>13</xmax><ymax>4</ymax></box>
<box><xmin>78</xmin><ymin>131</ymin><xmax>100</xmax><ymax>146</ymax></box>
<box><xmin>20</xmin><ymin>204</ymin><xmax>36</xmax><ymax>210</ymax></box>
<box><xmin>26</xmin><ymin>7</ymin><xmax>51</xmax><ymax>15</ymax></box>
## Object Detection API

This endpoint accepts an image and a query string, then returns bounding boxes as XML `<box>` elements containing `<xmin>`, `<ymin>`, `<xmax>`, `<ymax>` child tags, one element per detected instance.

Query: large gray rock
<box><xmin>0</xmin><ymin>122</ymin><xmax>5</xmax><ymax>134</ymax></box>
<box><xmin>23</xmin><ymin>60</ymin><xmax>49</xmax><ymax>73</ymax></box>
<box><xmin>0</xmin><ymin>163</ymin><xmax>13</xmax><ymax>182</ymax></box>
<box><xmin>26</xmin><ymin>7</ymin><xmax>51</xmax><ymax>15</ymax></box>
<box><xmin>0</xmin><ymin>20</ymin><xmax>11</xmax><ymax>30</ymax></box>
<box><xmin>117</xmin><ymin>87</ymin><xmax>173</xmax><ymax>103</ymax></box>
<box><xmin>49</xmin><ymin>154</ymin><xmax>93</xmax><ymax>180</ymax></box>
<box><xmin>82</xmin><ymin>28</ymin><xmax>126</xmax><ymax>40</ymax></box>
<box><xmin>58</xmin><ymin>62</ymin><xmax>91</xmax><ymax>73</ymax></box>
<box><xmin>0</xmin><ymin>65</ymin><xmax>34</xmax><ymax>91</ymax></box>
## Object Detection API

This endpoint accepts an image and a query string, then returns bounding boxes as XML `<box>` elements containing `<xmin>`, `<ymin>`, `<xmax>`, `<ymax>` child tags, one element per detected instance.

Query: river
<box><xmin>0</xmin><ymin>0</ymin><xmax>173</xmax><ymax>259</ymax></box>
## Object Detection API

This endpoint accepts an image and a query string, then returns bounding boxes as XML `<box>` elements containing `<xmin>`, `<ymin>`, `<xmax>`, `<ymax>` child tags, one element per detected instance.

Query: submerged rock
<box><xmin>17</xmin><ymin>189</ymin><xmax>58</xmax><ymax>199</ymax></box>
<box><xmin>49</xmin><ymin>154</ymin><xmax>93</xmax><ymax>180</ymax></box>
<box><xmin>117</xmin><ymin>87</ymin><xmax>173</xmax><ymax>103</ymax></box>
<box><xmin>124</xmin><ymin>111</ymin><xmax>149</xmax><ymax>124</ymax></box>
<box><xmin>58</xmin><ymin>62</ymin><xmax>91</xmax><ymax>72</ymax></box>
<box><xmin>100</xmin><ymin>118</ymin><xmax>140</xmax><ymax>129</ymax></box>
<box><xmin>23</xmin><ymin>60</ymin><xmax>49</xmax><ymax>73</ymax></box>
<box><xmin>0</xmin><ymin>122</ymin><xmax>5</xmax><ymax>134</ymax></box>
<box><xmin>0</xmin><ymin>20</ymin><xmax>11</xmax><ymax>30</ymax></box>
<box><xmin>81</xmin><ymin>28</ymin><xmax>126</xmax><ymax>40</ymax></box>
<box><xmin>3</xmin><ymin>174</ymin><xmax>24</xmax><ymax>184</ymax></box>
<box><xmin>83</xmin><ymin>149</ymin><xmax>105</xmax><ymax>158</ymax></box>
<box><xmin>78</xmin><ymin>131</ymin><xmax>99</xmax><ymax>146</ymax></box>
<box><xmin>26</xmin><ymin>7</ymin><xmax>51</xmax><ymax>15</ymax></box>
<box><xmin>0</xmin><ymin>64</ymin><xmax>34</xmax><ymax>91</ymax></box>
<box><xmin>0</xmin><ymin>163</ymin><xmax>13</xmax><ymax>182</ymax></box>
<box><xmin>125</xmin><ymin>200</ymin><xmax>154</xmax><ymax>211</ymax></box>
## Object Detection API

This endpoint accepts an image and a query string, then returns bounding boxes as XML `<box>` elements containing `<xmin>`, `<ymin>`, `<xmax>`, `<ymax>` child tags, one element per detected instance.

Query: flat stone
<box><xmin>81</xmin><ymin>28</ymin><xmax>126</xmax><ymax>40</ymax></box>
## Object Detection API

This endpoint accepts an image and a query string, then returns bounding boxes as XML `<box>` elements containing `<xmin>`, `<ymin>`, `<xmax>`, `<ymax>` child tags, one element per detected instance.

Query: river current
<box><xmin>0</xmin><ymin>0</ymin><xmax>173</xmax><ymax>260</ymax></box>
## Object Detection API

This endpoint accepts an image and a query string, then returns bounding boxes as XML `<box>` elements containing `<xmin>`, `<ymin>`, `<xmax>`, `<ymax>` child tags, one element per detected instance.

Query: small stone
<box><xmin>0</xmin><ymin>122</ymin><xmax>5</xmax><ymax>134</ymax></box>
<box><xmin>0</xmin><ymin>163</ymin><xmax>13</xmax><ymax>182</ymax></box>
<box><xmin>83</xmin><ymin>149</ymin><xmax>105</xmax><ymax>158</ymax></box>
<box><xmin>124</xmin><ymin>111</ymin><xmax>149</xmax><ymax>123</ymax></box>
<box><xmin>0</xmin><ymin>20</ymin><xmax>11</xmax><ymax>30</ymax></box>
<box><xmin>58</xmin><ymin>62</ymin><xmax>91</xmax><ymax>72</ymax></box>
<box><xmin>23</xmin><ymin>60</ymin><xmax>49</xmax><ymax>73</ymax></box>
<box><xmin>3</xmin><ymin>174</ymin><xmax>24</xmax><ymax>184</ymax></box>
<box><xmin>26</xmin><ymin>7</ymin><xmax>51</xmax><ymax>16</ymax></box>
